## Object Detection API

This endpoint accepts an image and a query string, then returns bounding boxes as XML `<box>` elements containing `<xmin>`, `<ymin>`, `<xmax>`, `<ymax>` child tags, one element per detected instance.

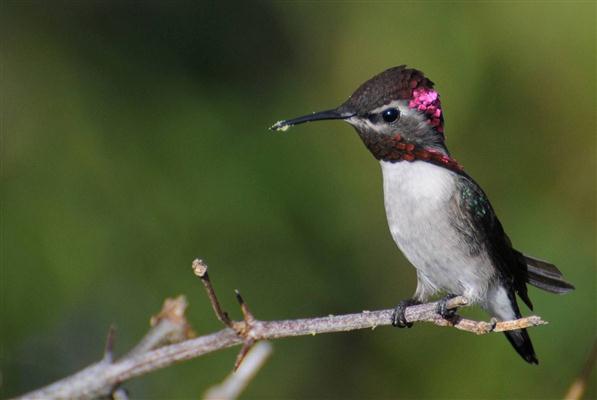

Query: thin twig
<box><xmin>125</xmin><ymin>295</ymin><xmax>195</xmax><ymax>358</ymax></box>
<box><xmin>193</xmin><ymin>261</ymin><xmax>259</xmax><ymax>370</ymax></box>
<box><xmin>15</xmin><ymin>296</ymin><xmax>194</xmax><ymax>400</ymax></box>
<box><xmin>14</xmin><ymin>261</ymin><xmax>548</xmax><ymax>400</ymax></box>
<box><xmin>193</xmin><ymin>258</ymin><xmax>232</xmax><ymax>327</ymax></box>
<box><xmin>111</xmin><ymin>388</ymin><xmax>130</xmax><ymax>400</ymax></box>
<box><xmin>204</xmin><ymin>341</ymin><xmax>273</xmax><ymax>400</ymax></box>
<box><xmin>564</xmin><ymin>338</ymin><xmax>597</xmax><ymax>400</ymax></box>
<box><xmin>15</xmin><ymin>300</ymin><xmax>546</xmax><ymax>399</ymax></box>
<box><xmin>231</xmin><ymin>289</ymin><xmax>258</xmax><ymax>370</ymax></box>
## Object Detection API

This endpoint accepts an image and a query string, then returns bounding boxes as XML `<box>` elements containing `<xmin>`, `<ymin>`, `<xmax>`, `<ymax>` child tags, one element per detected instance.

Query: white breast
<box><xmin>380</xmin><ymin>160</ymin><xmax>494</xmax><ymax>302</ymax></box>
<box><xmin>381</xmin><ymin>160</ymin><xmax>455</xmax><ymax>208</ymax></box>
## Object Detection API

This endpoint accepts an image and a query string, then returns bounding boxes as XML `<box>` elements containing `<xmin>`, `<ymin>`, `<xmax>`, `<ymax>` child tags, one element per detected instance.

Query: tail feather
<box><xmin>504</xmin><ymin>329</ymin><xmax>538</xmax><ymax>365</ymax></box>
<box><xmin>485</xmin><ymin>285</ymin><xmax>539</xmax><ymax>364</ymax></box>
<box><xmin>493</xmin><ymin>253</ymin><xmax>573</xmax><ymax>364</ymax></box>
<box><xmin>522</xmin><ymin>254</ymin><xmax>575</xmax><ymax>294</ymax></box>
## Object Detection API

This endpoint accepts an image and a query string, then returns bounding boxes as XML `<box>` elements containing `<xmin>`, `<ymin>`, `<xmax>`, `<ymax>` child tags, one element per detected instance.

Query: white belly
<box><xmin>380</xmin><ymin>160</ymin><xmax>495</xmax><ymax>302</ymax></box>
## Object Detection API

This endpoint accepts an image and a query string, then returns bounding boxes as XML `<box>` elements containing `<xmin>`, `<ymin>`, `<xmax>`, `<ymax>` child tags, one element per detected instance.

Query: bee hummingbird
<box><xmin>271</xmin><ymin>65</ymin><xmax>574</xmax><ymax>364</ymax></box>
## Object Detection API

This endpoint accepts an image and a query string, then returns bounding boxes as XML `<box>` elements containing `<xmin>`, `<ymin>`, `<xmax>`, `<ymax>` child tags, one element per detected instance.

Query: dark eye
<box><xmin>382</xmin><ymin>108</ymin><xmax>400</xmax><ymax>123</ymax></box>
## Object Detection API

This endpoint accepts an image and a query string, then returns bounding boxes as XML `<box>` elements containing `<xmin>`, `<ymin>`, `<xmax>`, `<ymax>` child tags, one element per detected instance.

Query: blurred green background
<box><xmin>1</xmin><ymin>1</ymin><xmax>595</xmax><ymax>399</ymax></box>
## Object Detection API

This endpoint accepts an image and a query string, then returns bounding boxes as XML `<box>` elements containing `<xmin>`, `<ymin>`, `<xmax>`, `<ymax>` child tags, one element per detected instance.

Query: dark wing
<box><xmin>451</xmin><ymin>172</ymin><xmax>533</xmax><ymax>310</ymax></box>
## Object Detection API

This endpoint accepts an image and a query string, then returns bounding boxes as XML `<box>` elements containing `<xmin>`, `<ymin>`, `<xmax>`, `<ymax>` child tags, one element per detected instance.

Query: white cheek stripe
<box><xmin>349</xmin><ymin>100</ymin><xmax>420</xmax><ymax>132</ymax></box>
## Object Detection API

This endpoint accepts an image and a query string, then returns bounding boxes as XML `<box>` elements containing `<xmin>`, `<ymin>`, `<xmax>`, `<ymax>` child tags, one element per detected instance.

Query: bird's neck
<box><xmin>357</xmin><ymin>131</ymin><xmax>463</xmax><ymax>174</ymax></box>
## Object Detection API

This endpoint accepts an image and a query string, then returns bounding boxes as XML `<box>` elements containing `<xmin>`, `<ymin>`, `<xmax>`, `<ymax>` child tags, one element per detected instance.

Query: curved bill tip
<box><xmin>270</xmin><ymin>108</ymin><xmax>354</xmax><ymax>132</ymax></box>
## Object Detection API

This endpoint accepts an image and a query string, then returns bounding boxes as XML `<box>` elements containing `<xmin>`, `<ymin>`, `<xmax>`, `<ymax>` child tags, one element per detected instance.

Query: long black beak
<box><xmin>270</xmin><ymin>108</ymin><xmax>354</xmax><ymax>131</ymax></box>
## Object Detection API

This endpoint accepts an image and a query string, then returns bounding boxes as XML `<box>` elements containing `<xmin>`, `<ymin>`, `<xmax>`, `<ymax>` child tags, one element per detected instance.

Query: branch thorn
<box><xmin>103</xmin><ymin>324</ymin><xmax>117</xmax><ymax>363</ymax></box>
<box><xmin>234</xmin><ymin>338</ymin><xmax>256</xmax><ymax>371</ymax></box>
<box><xmin>235</xmin><ymin>289</ymin><xmax>255</xmax><ymax>324</ymax></box>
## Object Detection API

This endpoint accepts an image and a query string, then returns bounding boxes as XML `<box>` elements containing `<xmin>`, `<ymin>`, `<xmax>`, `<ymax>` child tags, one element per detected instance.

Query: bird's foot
<box><xmin>436</xmin><ymin>294</ymin><xmax>459</xmax><ymax>320</ymax></box>
<box><xmin>489</xmin><ymin>317</ymin><xmax>498</xmax><ymax>332</ymax></box>
<box><xmin>392</xmin><ymin>298</ymin><xmax>420</xmax><ymax>328</ymax></box>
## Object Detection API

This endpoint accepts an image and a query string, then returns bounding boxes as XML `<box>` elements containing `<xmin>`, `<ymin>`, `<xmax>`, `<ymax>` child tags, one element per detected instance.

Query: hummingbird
<box><xmin>271</xmin><ymin>65</ymin><xmax>574</xmax><ymax>364</ymax></box>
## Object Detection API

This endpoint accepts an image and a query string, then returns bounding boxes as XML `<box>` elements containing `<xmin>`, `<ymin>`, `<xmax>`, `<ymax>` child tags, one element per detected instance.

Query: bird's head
<box><xmin>272</xmin><ymin>65</ymin><xmax>460</xmax><ymax>170</ymax></box>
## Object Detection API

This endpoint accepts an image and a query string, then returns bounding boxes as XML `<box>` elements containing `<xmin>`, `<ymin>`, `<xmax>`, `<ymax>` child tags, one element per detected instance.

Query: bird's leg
<box><xmin>392</xmin><ymin>298</ymin><xmax>421</xmax><ymax>328</ymax></box>
<box><xmin>436</xmin><ymin>293</ymin><xmax>459</xmax><ymax>320</ymax></box>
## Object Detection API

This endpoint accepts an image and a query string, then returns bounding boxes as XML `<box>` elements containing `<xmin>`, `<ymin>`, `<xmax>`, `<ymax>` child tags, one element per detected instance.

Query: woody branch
<box><xmin>14</xmin><ymin>259</ymin><xmax>547</xmax><ymax>400</ymax></box>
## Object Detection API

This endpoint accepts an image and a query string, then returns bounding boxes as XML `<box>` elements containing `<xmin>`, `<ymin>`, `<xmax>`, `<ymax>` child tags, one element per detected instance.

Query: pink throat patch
<box><xmin>408</xmin><ymin>88</ymin><xmax>444</xmax><ymax>133</ymax></box>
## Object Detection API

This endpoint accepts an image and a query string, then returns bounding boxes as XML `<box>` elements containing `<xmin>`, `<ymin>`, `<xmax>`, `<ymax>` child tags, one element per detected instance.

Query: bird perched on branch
<box><xmin>271</xmin><ymin>65</ymin><xmax>574</xmax><ymax>364</ymax></box>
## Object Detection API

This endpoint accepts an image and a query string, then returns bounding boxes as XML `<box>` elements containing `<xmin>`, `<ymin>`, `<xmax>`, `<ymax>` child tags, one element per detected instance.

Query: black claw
<box><xmin>436</xmin><ymin>294</ymin><xmax>459</xmax><ymax>320</ymax></box>
<box><xmin>392</xmin><ymin>299</ymin><xmax>420</xmax><ymax>328</ymax></box>
<box><xmin>489</xmin><ymin>317</ymin><xmax>498</xmax><ymax>332</ymax></box>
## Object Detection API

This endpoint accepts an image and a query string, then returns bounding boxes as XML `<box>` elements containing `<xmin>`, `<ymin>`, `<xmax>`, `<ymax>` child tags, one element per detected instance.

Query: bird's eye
<box><xmin>382</xmin><ymin>108</ymin><xmax>400</xmax><ymax>123</ymax></box>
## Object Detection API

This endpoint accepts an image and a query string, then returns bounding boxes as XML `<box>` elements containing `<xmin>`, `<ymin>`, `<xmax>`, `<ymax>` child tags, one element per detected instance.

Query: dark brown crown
<box><xmin>341</xmin><ymin>65</ymin><xmax>435</xmax><ymax>114</ymax></box>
